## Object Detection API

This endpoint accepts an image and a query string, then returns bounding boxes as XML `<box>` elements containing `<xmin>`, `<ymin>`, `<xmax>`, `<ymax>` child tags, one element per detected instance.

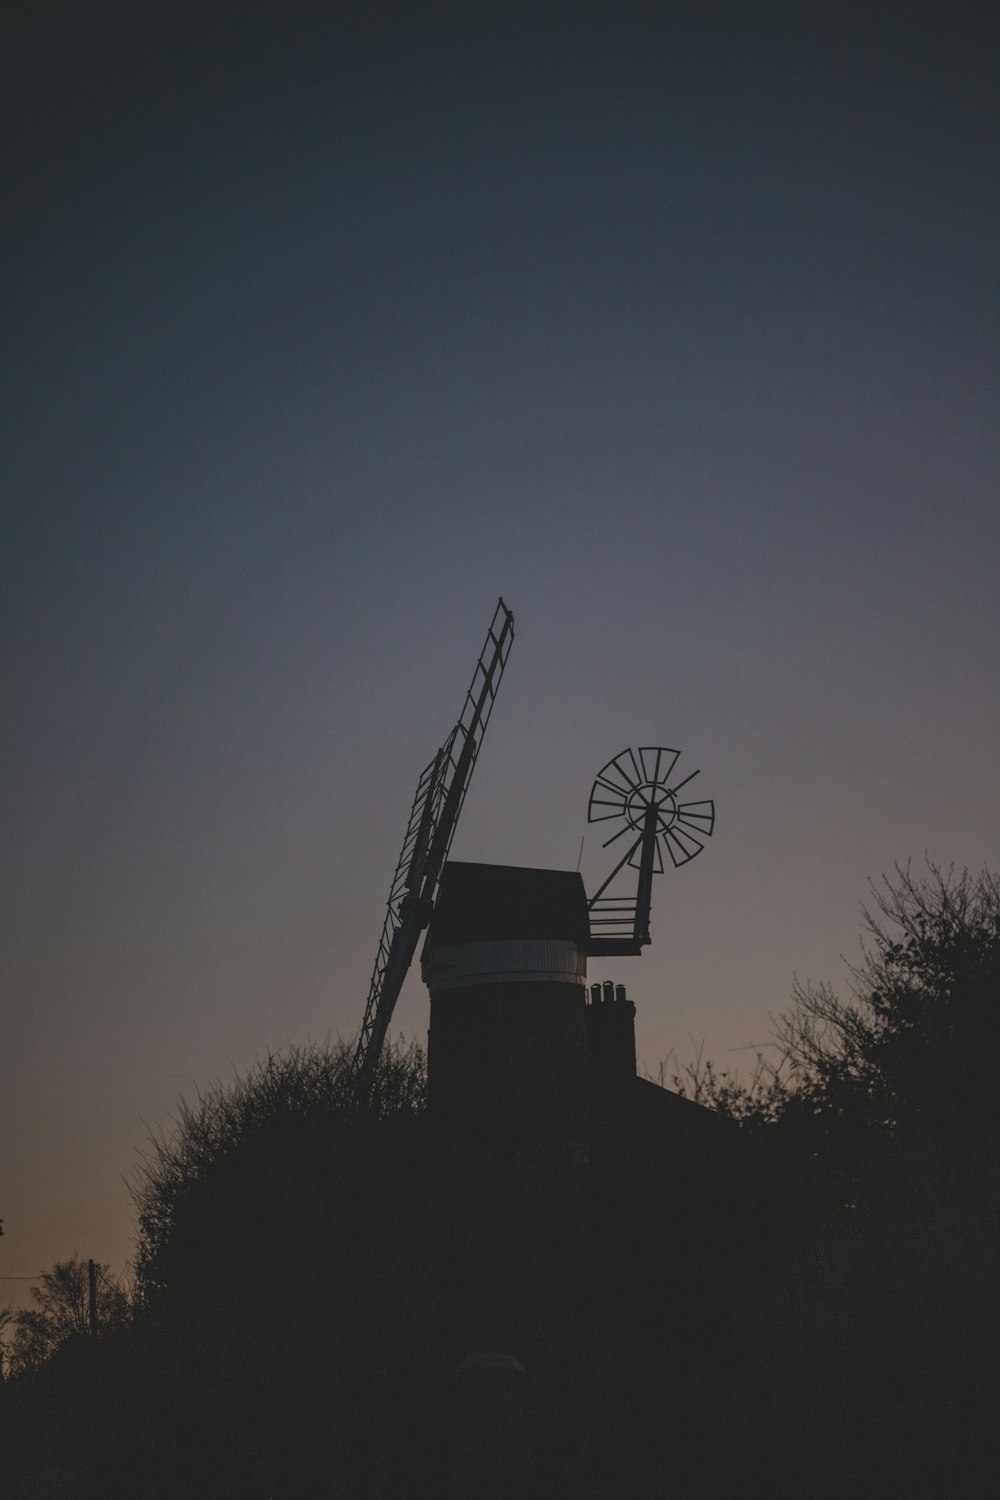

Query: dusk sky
<box><xmin>4</xmin><ymin>2</ymin><xmax>998</xmax><ymax>1299</ymax></box>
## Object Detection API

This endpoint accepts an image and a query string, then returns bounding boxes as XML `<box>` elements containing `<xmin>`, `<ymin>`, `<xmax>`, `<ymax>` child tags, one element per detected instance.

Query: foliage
<box><xmin>118</xmin><ymin>1035</ymin><xmax>435</xmax><ymax>1495</ymax></box>
<box><xmin>666</xmin><ymin>862</ymin><xmax>1000</xmax><ymax>1496</ymax></box>
<box><xmin>3</xmin><ymin>1040</ymin><xmax>434</xmax><ymax>1498</ymax></box>
<box><xmin>777</xmin><ymin>862</ymin><xmax>1000</xmax><ymax>1152</ymax></box>
<box><xmin>673</xmin><ymin>862</ymin><xmax>1000</xmax><ymax>1150</ymax></box>
<box><xmin>1</xmin><ymin>1256</ymin><xmax>131</xmax><ymax>1377</ymax></box>
<box><xmin>657</xmin><ymin>1040</ymin><xmax>792</xmax><ymax>1126</ymax></box>
<box><xmin>131</xmin><ymin>1034</ymin><xmax>426</xmax><ymax>1299</ymax></box>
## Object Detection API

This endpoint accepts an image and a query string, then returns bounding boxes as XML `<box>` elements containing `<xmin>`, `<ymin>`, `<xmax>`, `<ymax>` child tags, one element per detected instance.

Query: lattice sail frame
<box><xmin>352</xmin><ymin>599</ymin><xmax>514</xmax><ymax>1091</ymax></box>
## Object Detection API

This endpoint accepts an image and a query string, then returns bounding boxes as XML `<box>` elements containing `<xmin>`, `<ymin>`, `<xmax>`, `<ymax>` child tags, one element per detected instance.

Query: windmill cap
<box><xmin>429</xmin><ymin>862</ymin><xmax>590</xmax><ymax>946</ymax></box>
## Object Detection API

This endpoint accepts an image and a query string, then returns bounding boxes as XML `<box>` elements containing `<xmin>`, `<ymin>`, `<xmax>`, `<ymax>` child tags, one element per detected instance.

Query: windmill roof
<box><xmin>430</xmin><ymin>862</ymin><xmax>590</xmax><ymax>946</ymax></box>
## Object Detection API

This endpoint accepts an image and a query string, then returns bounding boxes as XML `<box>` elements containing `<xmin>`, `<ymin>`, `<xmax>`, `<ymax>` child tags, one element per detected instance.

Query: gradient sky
<box><xmin>4</xmin><ymin>2</ymin><xmax>998</xmax><ymax>1301</ymax></box>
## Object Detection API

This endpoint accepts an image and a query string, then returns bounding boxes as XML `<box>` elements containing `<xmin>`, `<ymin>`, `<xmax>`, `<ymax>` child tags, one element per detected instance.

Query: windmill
<box><xmin>351</xmin><ymin>599</ymin><xmax>515</xmax><ymax>1095</ymax></box>
<box><xmin>586</xmin><ymin>746</ymin><xmax>715</xmax><ymax>956</ymax></box>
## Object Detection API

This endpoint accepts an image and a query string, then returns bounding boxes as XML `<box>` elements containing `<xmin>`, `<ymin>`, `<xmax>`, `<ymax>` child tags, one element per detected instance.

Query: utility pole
<box><xmin>88</xmin><ymin>1258</ymin><xmax>98</xmax><ymax>1337</ymax></box>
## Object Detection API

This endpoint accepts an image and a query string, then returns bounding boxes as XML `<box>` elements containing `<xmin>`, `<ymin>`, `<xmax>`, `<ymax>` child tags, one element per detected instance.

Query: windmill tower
<box><xmin>422</xmin><ymin>861</ymin><xmax>591</xmax><ymax>1138</ymax></box>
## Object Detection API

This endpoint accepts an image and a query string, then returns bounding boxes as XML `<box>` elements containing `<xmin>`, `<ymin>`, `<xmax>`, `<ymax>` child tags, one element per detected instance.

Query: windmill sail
<box><xmin>352</xmin><ymin>599</ymin><xmax>514</xmax><ymax>1093</ymax></box>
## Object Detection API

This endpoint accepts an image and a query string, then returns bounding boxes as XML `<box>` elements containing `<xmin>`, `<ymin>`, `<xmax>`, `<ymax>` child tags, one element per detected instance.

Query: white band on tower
<box><xmin>423</xmin><ymin>938</ymin><xmax>587</xmax><ymax>993</ymax></box>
